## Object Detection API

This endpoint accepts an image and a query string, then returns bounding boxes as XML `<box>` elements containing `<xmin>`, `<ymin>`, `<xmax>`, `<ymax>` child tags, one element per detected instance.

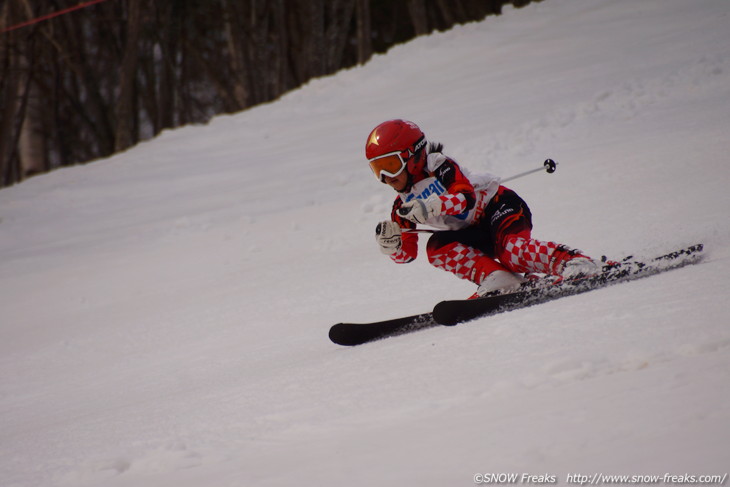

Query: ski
<box><xmin>433</xmin><ymin>243</ymin><xmax>704</xmax><ymax>326</ymax></box>
<box><xmin>328</xmin><ymin>244</ymin><xmax>704</xmax><ymax>346</ymax></box>
<box><xmin>329</xmin><ymin>313</ymin><xmax>436</xmax><ymax>346</ymax></box>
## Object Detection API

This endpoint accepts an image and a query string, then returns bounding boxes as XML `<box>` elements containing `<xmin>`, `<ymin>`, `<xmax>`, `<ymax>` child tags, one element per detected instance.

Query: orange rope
<box><xmin>2</xmin><ymin>0</ymin><xmax>111</xmax><ymax>34</ymax></box>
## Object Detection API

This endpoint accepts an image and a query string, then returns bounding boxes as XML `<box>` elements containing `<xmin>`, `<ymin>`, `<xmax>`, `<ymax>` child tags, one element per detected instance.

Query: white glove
<box><xmin>375</xmin><ymin>221</ymin><xmax>402</xmax><ymax>255</ymax></box>
<box><xmin>397</xmin><ymin>194</ymin><xmax>442</xmax><ymax>224</ymax></box>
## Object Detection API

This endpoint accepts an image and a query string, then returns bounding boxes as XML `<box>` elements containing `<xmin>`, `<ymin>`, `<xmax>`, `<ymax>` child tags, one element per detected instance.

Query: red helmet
<box><xmin>365</xmin><ymin>119</ymin><xmax>427</xmax><ymax>180</ymax></box>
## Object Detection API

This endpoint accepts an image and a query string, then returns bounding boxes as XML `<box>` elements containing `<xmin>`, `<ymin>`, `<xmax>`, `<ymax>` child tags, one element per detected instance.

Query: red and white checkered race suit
<box><xmin>387</xmin><ymin>151</ymin><xmax>593</xmax><ymax>284</ymax></box>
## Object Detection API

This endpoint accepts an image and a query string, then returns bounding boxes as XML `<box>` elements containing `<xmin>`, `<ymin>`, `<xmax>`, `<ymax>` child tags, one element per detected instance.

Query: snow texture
<box><xmin>1</xmin><ymin>0</ymin><xmax>729</xmax><ymax>485</ymax></box>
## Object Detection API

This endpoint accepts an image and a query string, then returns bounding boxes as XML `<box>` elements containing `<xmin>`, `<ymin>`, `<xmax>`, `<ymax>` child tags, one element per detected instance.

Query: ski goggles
<box><xmin>368</xmin><ymin>151</ymin><xmax>409</xmax><ymax>182</ymax></box>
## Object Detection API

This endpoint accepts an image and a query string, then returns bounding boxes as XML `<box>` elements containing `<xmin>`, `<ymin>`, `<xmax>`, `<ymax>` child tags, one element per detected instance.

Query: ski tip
<box><xmin>432</xmin><ymin>301</ymin><xmax>462</xmax><ymax>326</ymax></box>
<box><xmin>329</xmin><ymin>323</ymin><xmax>358</xmax><ymax>346</ymax></box>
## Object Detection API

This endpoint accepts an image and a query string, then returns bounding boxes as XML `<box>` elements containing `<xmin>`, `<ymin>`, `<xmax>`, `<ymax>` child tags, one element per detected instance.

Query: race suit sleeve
<box><xmin>430</xmin><ymin>155</ymin><xmax>477</xmax><ymax>216</ymax></box>
<box><xmin>389</xmin><ymin>197</ymin><xmax>418</xmax><ymax>263</ymax></box>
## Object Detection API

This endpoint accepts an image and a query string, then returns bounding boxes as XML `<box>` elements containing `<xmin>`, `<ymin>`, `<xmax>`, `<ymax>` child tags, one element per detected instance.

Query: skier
<box><xmin>368</xmin><ymin>119</ymin><xmax>603</xmax><ymax>297</ymax></box>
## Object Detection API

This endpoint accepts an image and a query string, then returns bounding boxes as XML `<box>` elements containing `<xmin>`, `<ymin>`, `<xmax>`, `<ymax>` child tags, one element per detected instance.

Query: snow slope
<box><xmin>2</xmin><ymin>0</ymin><xmax>730</xmax><ymax>485</ymax></box>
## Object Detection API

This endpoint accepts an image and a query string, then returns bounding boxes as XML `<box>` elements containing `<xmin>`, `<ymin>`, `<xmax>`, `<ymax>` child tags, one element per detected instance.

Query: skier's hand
<box><xmin>397</xmin><ymin>194</ymin><xmax>442</xmax><ymax>224</ymax></box>
<box><xmin>375</xmin><ymin>221</ymin><xmax>402</xmax><ymax>255</ymax></box>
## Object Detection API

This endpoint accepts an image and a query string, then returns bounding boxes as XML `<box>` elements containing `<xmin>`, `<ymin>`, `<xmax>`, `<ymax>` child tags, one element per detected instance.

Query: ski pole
<box><xmin>402</xmin><ymin>159</ymin><xmax>558</xmax><ymax>234</ymax></box>
<box><xmin>500</xmin><ymin>158</ymin><xmax>557</xmax><ymax>183</ymax></box>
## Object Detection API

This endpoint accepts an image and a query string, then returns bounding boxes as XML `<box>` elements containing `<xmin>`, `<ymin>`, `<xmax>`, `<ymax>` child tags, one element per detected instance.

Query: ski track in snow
<box><xmin>1</xmin><ymin>0</ymin><xmax>730</xmax><ymax>486</ymax></box>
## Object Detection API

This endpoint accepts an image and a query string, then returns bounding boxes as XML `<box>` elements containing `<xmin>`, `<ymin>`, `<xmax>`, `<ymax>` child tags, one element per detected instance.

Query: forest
<box><xmin>0</xmin><ymin>0</ymin><xmax>541</xmax><ymax>187</ymax></box>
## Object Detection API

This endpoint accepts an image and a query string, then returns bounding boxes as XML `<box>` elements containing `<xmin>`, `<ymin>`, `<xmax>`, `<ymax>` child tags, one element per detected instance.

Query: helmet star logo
<box><xmin>368</xmin><ymin>131</ymin><xmax>380</xmax><ymax>146</ymax></box>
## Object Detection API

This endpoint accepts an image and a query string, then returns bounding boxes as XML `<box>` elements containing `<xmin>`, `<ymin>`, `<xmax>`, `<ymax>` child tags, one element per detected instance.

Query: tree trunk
<box><xmin>407</xmin><ymin>0</ymin><xmax>429</xmax><ymax>36</ymax></box>
<box><xmin>355</xmin><ymin>0</ymin><xmax>371</xmax><ymax>65</ymax></box>
<box><xmin>0</xmin><ymin>2</ymin><xmax>22</xmax><ymax>185</ymax></box>
<box><xmin>115</xmin><ymin>0</ymin><xmax>142</xmax><ymax>152</ymax></box>
<box><xmin>323</xmin><ymin>0</ymin><xmax>356</xmax><ymax>73</ymax></box>
<box><xmin>223</xmin><ymin>0</ymin><xmax>249</xmax><ymax>109</ymax></box>
<box><xmin>270</xmin><ymin>0</ymin><xmax>288</xmax><ymax>98</ymax></box>
<box><xmin>18</xmin><ymin>77</ymin><xmax>47</xmax><ymax>177</ymax></box>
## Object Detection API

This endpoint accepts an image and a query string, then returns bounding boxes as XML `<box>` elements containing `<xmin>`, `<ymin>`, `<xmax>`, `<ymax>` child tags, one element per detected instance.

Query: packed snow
<box><xmin>1</xmin><ymin>0</ymin><xmax>730</xmax><ymax>486</ymax></box>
